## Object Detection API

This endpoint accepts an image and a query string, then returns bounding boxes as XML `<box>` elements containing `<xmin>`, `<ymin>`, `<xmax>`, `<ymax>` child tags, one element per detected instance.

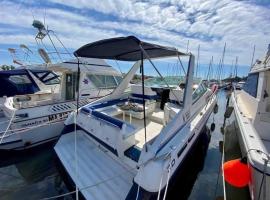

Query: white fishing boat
<box><xmin>54</xmin><ymin>36</ymin><xmax>217</xmax><ymax>199</ymax></box>
<box><xmin>223</xmin><ymin>45</ymin><xmax>270</xmax><ymax>200</ymax></box>
<box><xmin>0</xmin><ymin>57</ymin><xmax>122</xmax><ymax>151</ymax></box>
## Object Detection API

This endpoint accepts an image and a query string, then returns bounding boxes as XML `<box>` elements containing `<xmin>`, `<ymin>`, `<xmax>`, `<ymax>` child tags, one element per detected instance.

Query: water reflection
<box><xmin>0</xmin><ymin>145</ymin><xmax>69</xmax><ymax>199</ymax></box>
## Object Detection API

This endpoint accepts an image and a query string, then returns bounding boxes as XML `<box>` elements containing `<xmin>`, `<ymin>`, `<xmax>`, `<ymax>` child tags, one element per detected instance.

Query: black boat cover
<box><xmin>74</xmin><ymin>36</ymin><xmax>187</xmax><ymax>61</ymax></box>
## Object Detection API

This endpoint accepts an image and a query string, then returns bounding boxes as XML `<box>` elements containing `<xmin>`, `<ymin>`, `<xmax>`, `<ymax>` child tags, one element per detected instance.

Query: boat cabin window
<box><xmin>32</xmin><ymin>71</ymin><xmax>60</xmax><ymax>85</ymax></box>
<box><xmin>0</xmin><ymin>74</ymin><xmax>39</xmax><ymax>96</ymax></box>
<box><xmin>8</xmin><ymin>75</ymin><xmax>32</xmax><ymax>84</ymax></box>
<box><xmin>115</xmin><ymin>76</ymin><xmax>123</xmax><ymax>85</ymax></box>
<box><xmin>87</xmin><ymin>74</ymin><xmax>120</xmax><ymax>89</ymax></box>
<box><xmin>243</xmin><ymin>73</ymin><xmax>259</xmax><ymax>98</ymax></box>
<box><xmin>192</xmin><ymin>82</ymin><xmax>207</xmax><ymax>101</ymax></box>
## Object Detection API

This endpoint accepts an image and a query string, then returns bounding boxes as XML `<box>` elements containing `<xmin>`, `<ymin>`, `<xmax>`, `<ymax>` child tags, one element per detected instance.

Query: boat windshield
<box><xmin>31</xmin><ymin>71</ymin><xmax>60</xmax><ymax>85</ymax></box>
<box><xmin>0</xmin><ymin>73</ymin><xmax>39</xmax><ymax>97</ymax></box>
<box><xmin>144</xmin><ymin>76</ymin><xmax>184</xmax><ymax>87</ymax></box>
<box><xmin>87</xmin><ymin>74</ymin><xmax>123</xmax><ymax>89</ymax></box>
<box><xmin>144</xmin><ymin>76</ymin><xmax>202</xmax><ymax>88</ymax></box>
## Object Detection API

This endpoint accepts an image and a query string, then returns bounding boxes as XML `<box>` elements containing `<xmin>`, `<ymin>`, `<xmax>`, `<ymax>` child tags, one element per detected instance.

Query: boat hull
<box><xmin>53</xmin><ymin>96</ymin><xmax>216</xmax><ymax>200</ymax></box>
<box><xmin>230</xmin><ymin>93</ymin><xmax>270</xmax><ymax>200</ymax></box>
<box><xmin>0</xmin><ymin>119</ymin><xmax>65</xmax><ymax>151</ymax></box>
<box><xmin>54</xmin><ymin>125</ymin><xmax>211</xmax><ymax>200</ymax></box>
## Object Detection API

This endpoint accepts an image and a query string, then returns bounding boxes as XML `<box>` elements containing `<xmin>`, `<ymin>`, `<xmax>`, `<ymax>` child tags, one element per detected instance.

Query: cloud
<box><xmin>0</xmin><ymin>0</ymin><xmax>269</xmax><ymax>73</ymax></box>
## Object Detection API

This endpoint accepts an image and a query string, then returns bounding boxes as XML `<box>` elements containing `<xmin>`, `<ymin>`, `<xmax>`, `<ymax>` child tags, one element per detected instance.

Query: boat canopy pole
<box><xmin>139</xmin><ymin>45</ymin><xmax>182</xmax><ymax>104</ymax></box>
<box><xmin>76</xmin><ymin>58</ymin><xmax>81</xmax><ymax>113</ymax></box>
<box><xmin>140</xmin><ymin>50</ymin><xmax>147</xmax><ymax>152</ymax></box>
<box><xmin>177</xmin><ymin>54</ymin><xmax>187</xmax><ymax>76</ymax></box>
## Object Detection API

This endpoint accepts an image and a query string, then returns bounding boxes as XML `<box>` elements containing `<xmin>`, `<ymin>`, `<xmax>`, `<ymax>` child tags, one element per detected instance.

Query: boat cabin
<box><xmin>0</xmin><ymin>69</ymin><xmax>60</xmax><ymax>97</ymax></box>
<box><xmin>5</xmin><ymin>58</ymin><xmax>122</xmax><ymax>109</ymax></box>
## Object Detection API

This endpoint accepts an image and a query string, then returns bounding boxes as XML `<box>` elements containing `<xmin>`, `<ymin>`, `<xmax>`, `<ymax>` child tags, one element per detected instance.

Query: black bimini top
<box><xmin>74</xmin><ymin>36</ymin><xmax>187</xmax><ymax>61</ymax></box>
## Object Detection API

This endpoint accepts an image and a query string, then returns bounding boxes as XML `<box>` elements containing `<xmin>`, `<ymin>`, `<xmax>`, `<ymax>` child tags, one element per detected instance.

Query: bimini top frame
<box><xmin>74</xmin><ymin>36</ymin><xmax>188</xmax><ymax>60</ymax></box>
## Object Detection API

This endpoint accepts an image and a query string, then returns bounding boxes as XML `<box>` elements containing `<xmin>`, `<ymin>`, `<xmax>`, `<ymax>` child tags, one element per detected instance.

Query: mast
<box><xmin>196</xmin><ymin>44</ymin><xmax>200</xmax><ymax>78</ymax></box>
<box><xmin>250</xmin><ymin>45</ymin><xmax>256</xmax><ymax>70</ymax></box>
<box><xmin>186</xmin><ymin>40</ymin><xmax>190</xmax><ymax>53</ymax></box>
<box><xmin>219</xmin><ymin>42</ymin><xmax>226</xmax><ymax>82</ymax></box>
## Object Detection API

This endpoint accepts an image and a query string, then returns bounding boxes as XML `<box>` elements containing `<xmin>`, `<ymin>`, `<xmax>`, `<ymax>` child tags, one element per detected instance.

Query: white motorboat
<box><xmin>223</xmin><ymin>45</ymin><xmax>270</xmax><ymax>200</ymax></box>
<box><xmin>54</xmin><ymin>36</ymin><xmax>217</xmax><ymax>199</ymax></box>
<box><xmin>0</xmin><ymin>68</ymin><xmax>60</xmax><ymax>114</ymax></box>
<box><xmin>0</xmin><ymin>57</ymin><xmax>122</xmax><ymax>151</ymax></box>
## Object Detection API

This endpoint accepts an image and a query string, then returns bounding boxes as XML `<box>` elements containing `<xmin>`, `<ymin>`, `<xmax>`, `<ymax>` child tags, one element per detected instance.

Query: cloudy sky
<box><xmin>0</xmin><ymin>0</ymin><xmax>269</xmax><ymax>76</ymax></box>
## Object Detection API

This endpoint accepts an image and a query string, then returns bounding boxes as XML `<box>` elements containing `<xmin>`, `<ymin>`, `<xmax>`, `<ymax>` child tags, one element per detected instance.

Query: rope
<box><xmin>139</xmin><ymin>45</ymin><xmax>184</xmax><ymax>105</ymax></box>
<box><xmin>74</xmin><ymin>112</ymin><xmax>79</xmax><ymax>200</ymax></box>
<box><xmin>40</xmin><ymin>145</ymin><xmax>173</xmax><ymax>200</ymax></box>
<box><xmin>213</xmin><ymin>146</ymin><xmax>222</xmax><ymax>199</ymax></box>
<box><xmin>0</xmin><ymin>112</ymin><xmax>71</xmax><ymax>138</ymax></box>
<box><xmin>40</xmin><ymin>161</ymin><xmax>139</xmax><ymax>200</ymax></box>
<box><xmin>0</xmin><ymin>110</ymin><xmax>16</xmax><ymax>144</ymax></box>
<box><xmin>0</xmin><ymin>97</ymin><xmax>99</xmax><ymax>138</ymax></box>
<box><xmin>114</xmin><ymin>59</ymin><xmax>124</xmax><ymax>77</ymax></box>
<box><xmin>244</xmin><ymin>149</ymin><xmax>270</xmax><ymax>200</ymax></box>
<box><xmin>157</xmin><ymin>168</ymin><xmax>165</xmax><ymax>200</ymax></box>
<box><xmin>135</xmin><ymin>184</ymin><xmax>140</xmax><ymax>200</ymax></box>
<box><xmin>162</xmin><ymin>164</ymin><xmax>172</xmax><ymax>200</ymax></box>
<box><xmin>258</xmin><ymin>159</ymin><xmax>267</xmax><ymax>200</ymax></box>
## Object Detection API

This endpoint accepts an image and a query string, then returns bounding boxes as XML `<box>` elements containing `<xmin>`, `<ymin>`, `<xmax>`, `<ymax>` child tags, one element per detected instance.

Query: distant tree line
<box><xmin>0</xmin><ymin>65</ymin><xmax>15</xmax><ymax>71</ymax></box>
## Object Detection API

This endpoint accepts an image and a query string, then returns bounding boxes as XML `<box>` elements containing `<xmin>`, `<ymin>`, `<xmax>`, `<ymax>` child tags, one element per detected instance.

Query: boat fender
<box><xmin>211</xmin><ymin>84</ymin><xmax>218</xmax><ymax>93</ymax></box>
<box><xmin>24</xmin><ymin>141</ymin><xmax>31</xmax><ymax>146</ymax></box>
<box><xmin>210</xmin><ymin>123</ymin><xmax>215</xmax><ymax>131</ymax></box>
<box><xmin>213</xmin><ymin>104</ymin><xmax>218</xmax><ymax>114</ymax></box>
<box><xmin>220</xmin><ymin>127</ymin><xmax>224</xmax><ymax>134</ymax></box>
<box><xmin>223</xmin><ymin>157</ymin><xmax>251</xmax><ymax>187</ymax></box>
<box><xmin>219</xmin><ymin>141</ymin><xmax>223</xmax><ymax>153</ymax></box>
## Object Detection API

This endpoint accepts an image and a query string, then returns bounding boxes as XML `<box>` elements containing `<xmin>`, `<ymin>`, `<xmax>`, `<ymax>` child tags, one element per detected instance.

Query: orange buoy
<box><xmin>223</xmin><ymin>158</ymin><xmax>251</xmax><ymax>187</ymax></box>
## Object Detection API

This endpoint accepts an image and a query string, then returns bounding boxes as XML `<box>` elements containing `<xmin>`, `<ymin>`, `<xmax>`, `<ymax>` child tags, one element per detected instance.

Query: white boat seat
<box><xmin>164</xmin><ymin>102</ymin><xmax>181</xmax><ymax>123</ymax></box>
<box><xmin>98</xmin><ymin>105</ymin><xmax>123</xmax><ymax>116</ymax></box>
<box><xmin>129</xmin><ymin>85</ymin><xmax>157</xmax><ymax>117</ymax></box>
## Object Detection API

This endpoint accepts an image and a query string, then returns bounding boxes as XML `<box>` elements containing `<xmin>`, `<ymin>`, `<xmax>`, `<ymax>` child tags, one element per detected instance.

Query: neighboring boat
<box><xmin>0</xmin><ymin>69</ymin><xmax>60</xmax><ymax>111</ymax></box>
<box><xmin>223</xmin><ymin>45</ymin><xmax>270</xmax><ymax>200</ymax></box>
<box><xmin>0</xmin><ymin>68</ymin><xmax>60</xmax><ymax>98</ymax></box>
<box><xmin>54</xmin><ymin>36</ymin><xmax>217</xmax><ymax>199</ymax></box>
<box><xmin>234</xmin><ymin>81</ymin><xmax>245</xmax><ymax>90</ymax></box>
<box><xmin>0</xmin><ymin>57</ymin><xmax>122</xmax><ymax>151</ymax></box>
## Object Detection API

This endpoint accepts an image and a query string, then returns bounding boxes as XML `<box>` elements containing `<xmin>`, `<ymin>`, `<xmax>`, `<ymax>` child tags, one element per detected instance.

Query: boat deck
<box><xmin>54</xmin><ymin>130</ymin><xmax>135</xmax><ymax>200</ymax></box>
<box><xmin>115</xmin><ymin>109</ymin><xmax>164</xmax><ymax>149</ymax></box>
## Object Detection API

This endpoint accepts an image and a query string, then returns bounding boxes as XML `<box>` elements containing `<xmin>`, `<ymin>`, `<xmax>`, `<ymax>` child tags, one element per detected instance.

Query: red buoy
<box><xmin>223</xmin><ymin>158</ymin><xmax>251</xmax><ymax>187</ymax></box>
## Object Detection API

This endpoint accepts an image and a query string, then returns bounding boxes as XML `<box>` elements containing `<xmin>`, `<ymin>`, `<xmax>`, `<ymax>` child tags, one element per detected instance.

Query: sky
<box><xmin>0</xmin><ymin>0</ymin><xmax>269</xmax><ymax>78</ymax></box>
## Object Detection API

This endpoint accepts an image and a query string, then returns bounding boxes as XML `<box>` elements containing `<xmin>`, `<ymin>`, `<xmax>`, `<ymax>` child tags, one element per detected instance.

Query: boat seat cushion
<box><xmin>91</xmin><ymin>110</ymin><xmax>124</xmax><ymax>129</ymax></box>
<box><xmin>130</xmin><ymin>85</ymin><xmax>158</xmax><ymax>100</ymax></box>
